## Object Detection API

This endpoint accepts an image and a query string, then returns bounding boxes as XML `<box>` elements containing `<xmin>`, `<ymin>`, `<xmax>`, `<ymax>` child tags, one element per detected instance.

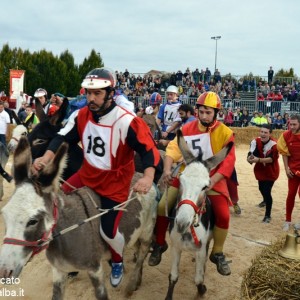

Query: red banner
<box><xmin>9</xmin><ymin>69</ymin><xmax>25</xmax><ymax>109</ymax></box>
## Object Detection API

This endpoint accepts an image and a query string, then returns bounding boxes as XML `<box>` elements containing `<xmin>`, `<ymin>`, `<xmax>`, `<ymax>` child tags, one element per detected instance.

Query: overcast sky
<box><xmin>1</xmin><ymin>0</ymin><xmax>299</xmax><ymax>77</ymax></box>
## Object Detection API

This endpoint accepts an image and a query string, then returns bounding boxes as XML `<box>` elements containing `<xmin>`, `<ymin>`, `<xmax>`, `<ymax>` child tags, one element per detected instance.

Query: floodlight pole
<box><xmin>211</xmin><ymin>36</ymin><xmax>221</xmax><ymax>72</ymax></box>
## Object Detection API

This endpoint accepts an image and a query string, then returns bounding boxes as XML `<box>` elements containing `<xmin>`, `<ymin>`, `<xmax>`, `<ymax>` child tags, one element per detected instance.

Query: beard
<box><xmin>200</xmin><ymin>120</ymin><xmax>213</xmax><ymax>127</ymax></box>
<box><xmin>88</xmin><ymin>101</ymin><xmax>107</xmax><ymax>113</ymax></box>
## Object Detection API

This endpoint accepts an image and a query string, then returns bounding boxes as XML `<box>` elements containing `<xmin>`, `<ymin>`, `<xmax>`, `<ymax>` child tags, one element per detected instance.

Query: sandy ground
<box><xmin>0</xmin><ymin>144</ymin><xmax>295</xmax><ymax>300</ymax></box>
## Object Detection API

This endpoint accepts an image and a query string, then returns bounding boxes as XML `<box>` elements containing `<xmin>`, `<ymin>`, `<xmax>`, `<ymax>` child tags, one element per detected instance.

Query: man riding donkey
<box><xmin>148</xmin><ymin>91</ymin><xmax>236</xmax><ymax>276</ymax></box>
<box><xmin>32</xmin><ymin>67</ymin><xmax>163</xmax><ymax>287</ymax></box>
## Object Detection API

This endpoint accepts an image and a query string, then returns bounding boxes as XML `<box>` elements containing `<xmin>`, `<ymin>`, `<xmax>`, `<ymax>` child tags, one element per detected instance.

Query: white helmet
<box><xmin>166</xmin><ymin>85</ymin><xmax>178</xmax><ymax>94</ymax></box>
<box><xmin>81</xmin><ymin>67</ymin><xmax>116</xmax><ymax>89</ymax></box>
<box><xmin>34</xmin><ymin>88</ymin><xmax>47</xmax><ymax>98</ymax></box>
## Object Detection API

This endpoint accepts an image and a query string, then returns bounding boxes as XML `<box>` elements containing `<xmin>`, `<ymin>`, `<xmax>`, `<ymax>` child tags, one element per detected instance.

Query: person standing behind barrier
<box><xmin>268</xmin><ymin>66</ymin><xmax>274</xmax><ymax>85</ymax></box>
<box><xmin>149</xmin><ymin>91</ymin><xmax>235</xmax><ymax>276</ymax></box>
<box><xmin>156</xmin><ymin>85</ymin><xmax>181</xmax><ymax>140</ymax></box>
<box><xmin>277</xmin><ymin>114</ymin><xmax>300</xmax><ymax>231</ymax></box>
<box><xmin>247</xmin><ymin>124</ymin><xmax>279</xmax><ymax>223</ymax></box>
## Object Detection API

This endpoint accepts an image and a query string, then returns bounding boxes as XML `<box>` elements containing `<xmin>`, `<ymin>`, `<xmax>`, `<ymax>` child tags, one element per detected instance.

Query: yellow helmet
<box><xmin>196</xmin><ymin>92</ymin><xmax>221</xmax><ymax>109</ymax></box>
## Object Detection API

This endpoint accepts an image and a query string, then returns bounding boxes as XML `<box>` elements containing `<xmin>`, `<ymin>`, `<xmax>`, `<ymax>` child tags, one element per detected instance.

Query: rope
<box><xmin>230</xmin><ymin>232</ymin><xmax>271</xmax><ymax>246</ymax></box>
<box><xmin>44</xmin><ymin>190</ymin><xmax>138</xmax><ymax>246</ymax></box>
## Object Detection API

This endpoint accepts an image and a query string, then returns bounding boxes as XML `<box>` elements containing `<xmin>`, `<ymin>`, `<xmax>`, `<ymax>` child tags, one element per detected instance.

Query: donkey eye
<box><xmin>27</xmin><ymin>219</ymin><xmax>38</xmax><ymax>227</ymax></box>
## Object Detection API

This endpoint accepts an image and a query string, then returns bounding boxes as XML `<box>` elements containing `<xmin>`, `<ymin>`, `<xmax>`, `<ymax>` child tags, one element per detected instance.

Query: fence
<box><xmin>128</xmin><ymin>96</ymin><xmax>300</xmax><ymax>116</ymax></box>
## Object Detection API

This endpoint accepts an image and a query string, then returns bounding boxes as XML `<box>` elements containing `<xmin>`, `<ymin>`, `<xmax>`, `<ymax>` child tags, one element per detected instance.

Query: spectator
<box><xmin>239</xmin><ymin>109</ymin><xmax>250</xmax><ymax>127</ymax></box>
<box><xmin>247</xmin><ymin>124</ymin><xmax>279</xmax><ymax>223</ymax></box>
<box><xmin>24</xmin><ymin>104</ymin><xmax>39</xmax><ymax>132</ymax></box>
<box><xmin>0</xmin><ymin>101</ymin><xmax>10</xmax><ymax>146</ymax></box>
<box><xmin>273</xmin><ymin>114</ymin><xmax>284</xmax><ymax>129</ymax></box>
<box><xmin>217</xmin><ymin>110</ymin><xmax>225</xmax><ymax>123</ymax></box>
<box><xmin>257</xmin><ymin>91</ymin><xmax>265</xmax><ymax>113</ymax></box>
<box><xmin>175</xmin><ymin>70</ymin><xmax>183</xmax><ymax>86</ymax></box>
<box><xmin>268</xmin><ymin>66</ymin><xmax>274</xmax><ymax>85</ymax></box>
<box><xmin>17</xmin><ymin>101</ymin><xmax>27</xmax><ymax>122</ymax></box>
<box><xmin>204</xmin><ymin>67</ymin><xmax>211</xmax><ymax>83</ymax></box>
<box><xmin>192</xmin><ymin>68</ymin><xmax>200</xmax><ymax>84</ymax></box>
<box><xmin>277</xmin><ymin>114</ymin><xmax>300</xmax><ymax>231</ymax></box>
<box><xmin>224</xmin><ymin>108</ymin><xmax>234</xmax><ymax>127</ymax></box>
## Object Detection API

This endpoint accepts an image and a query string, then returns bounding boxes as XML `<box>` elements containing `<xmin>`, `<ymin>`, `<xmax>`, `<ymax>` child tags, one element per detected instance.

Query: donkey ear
<box><xmin>205</xmin><ymin>141</ymin><xmax>234</xmax><ymax>171</ymax></box>
<box><xmin>37</xmin><ymin>143</ymin><xmax>69</xmax><ymax>191</ymax></box>
<box><xmin>35</xmin><ymin>98</ymin><xmax>47</xmax><ymax>122</ymax></box>
<box><xmin>177</xmin><ymin>129</ymin><xmax>196</xmax><ymax>165</ymax></box>
<box><xmin>13</xmin><ymin>136</ymin><xmax>32</xmax><ymax>184</ymax></box>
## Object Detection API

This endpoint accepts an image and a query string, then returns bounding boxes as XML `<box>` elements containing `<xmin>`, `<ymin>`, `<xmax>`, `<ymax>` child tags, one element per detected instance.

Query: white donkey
<box><xmin>165</xmin><ymin>130</ymin><xmax>233</xmax><ymax>300</ymax></box>
<box><xmin>0</xmin><ymin>137</ymin><xmax>159</xmax><ymax>300</ymax></box>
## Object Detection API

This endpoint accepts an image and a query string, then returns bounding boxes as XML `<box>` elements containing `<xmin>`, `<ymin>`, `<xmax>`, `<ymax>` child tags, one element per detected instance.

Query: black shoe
<box><xmin>258</xmin><ymin>201</ymin><xmax>266</xmax><ymax>208</ymax></box>
<box><xmin>148</xmin><ymin>243</ymin><xmax>168</xmax><ymax>266</ymax></box>
<box><xmin>209</xmin><ymin>252</ymin><xmax>231</xmax><ymax>276</ymax></box>
<box><xmin>262</xmin><ymin>216</ymin><xmax>271</xmax><ymax>223</ymax></box>
<box><xmin>2</xmin><ymin>172</ymin><xmax>13</xmax><ymax>183</ymax></box>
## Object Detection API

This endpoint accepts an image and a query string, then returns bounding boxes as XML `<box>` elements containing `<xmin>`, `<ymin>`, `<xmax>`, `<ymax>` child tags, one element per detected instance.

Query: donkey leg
<box><xmin>165</xmin><ymin>246</ymin><xmax>181</xmax><ymax>300</ymax></box>
<box><xmin>195</xmin><ymin>246</ymin><xmax>208</xmax><ymax>296</ymax></box>
<box><xmin>88</xmin><ymin>264</ymin><xmax>108</xmax><ymax>300</ymax></box>
<box><xmin>125</xmin><ymin>239</ymin><xmax>150</xmax><ymax>297</ymax></box>
<box><xmin>52</xmin><ymin>267</ymin><xmax>68</xmax><ymax>300</ymax></box>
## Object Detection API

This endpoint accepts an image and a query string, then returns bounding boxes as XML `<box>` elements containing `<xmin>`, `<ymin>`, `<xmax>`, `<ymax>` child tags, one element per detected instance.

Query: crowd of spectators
<box><xmin>115</xmin><ymin>68</ymin><xmax>300</xmax><ymax>105</ymax></box>
<box><xmin>114</xmin><ymin>67</ymin><xmax>299</xmax><ymax>130</ymax></box>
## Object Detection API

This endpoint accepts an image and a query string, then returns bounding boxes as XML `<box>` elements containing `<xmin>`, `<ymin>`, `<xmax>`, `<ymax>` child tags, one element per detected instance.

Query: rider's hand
<box><xmin>162</xmin><ymin>169</ymin><xmax>173</xmax><ymax>186</ymax></box>
<box><xmin>133</xmin><ymin>175</ymin><xmax>153</xmax><ymax>194</ymax></box>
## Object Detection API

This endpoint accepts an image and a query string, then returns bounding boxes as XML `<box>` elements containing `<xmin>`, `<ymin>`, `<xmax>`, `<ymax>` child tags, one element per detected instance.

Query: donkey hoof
<box><xmin>197</xmin><ymin>283</ymin><xmax>207</xmax><ymax>296</ymax></box>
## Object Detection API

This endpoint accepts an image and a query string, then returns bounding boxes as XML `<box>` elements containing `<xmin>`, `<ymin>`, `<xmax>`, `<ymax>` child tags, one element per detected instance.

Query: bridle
<box><xmin>176</xmin><ymin>196</ymin><xmax>207</xmax><ymax>247</ymax></box>
<box><xmin>3</xmin><ymin>196</ymin><xmax>59</xmax><ymax>258</ymax></box>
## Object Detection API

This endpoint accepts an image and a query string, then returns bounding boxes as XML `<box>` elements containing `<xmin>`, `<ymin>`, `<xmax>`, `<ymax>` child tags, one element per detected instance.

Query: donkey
<box><xmin>0</xmin><ymin>137</ymin><xmax>159</xmax><ymax>299</ymax></box>
<box><xmin>7</xmin><ymin>98</ymin><xmax>83</xmax><ymax>180</ymax></box>
<box><xmin>165</xmin><ymin>131</ymin><xmax>233</xmax><ymax>300</ymax></box>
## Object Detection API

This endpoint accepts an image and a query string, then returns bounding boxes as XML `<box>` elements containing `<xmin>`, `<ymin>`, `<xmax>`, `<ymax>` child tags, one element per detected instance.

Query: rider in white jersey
<box><xmin>156</xmin><ymin>85</ymin><xmax>181</xmax><ymax>140</ymax></box>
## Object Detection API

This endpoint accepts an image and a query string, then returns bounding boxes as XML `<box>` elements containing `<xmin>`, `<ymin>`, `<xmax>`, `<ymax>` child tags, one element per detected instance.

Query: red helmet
<box><xmin>196</xmin><ymin>92</ymin><xmax>221</xmax><ymax>109</ymax></box>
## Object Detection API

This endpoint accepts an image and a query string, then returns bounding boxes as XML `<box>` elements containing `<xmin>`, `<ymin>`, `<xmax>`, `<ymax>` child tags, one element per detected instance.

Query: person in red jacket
<box><xmin>247</xmin><ymin>125</ymin><xmax>279</xmax><ymax>223</ymax></box>
<box><xmin>32</xmin><ymin>67</ymin><xmax>163</xmax><ymax>287</ymax></box>
<box><xmin>277</xmin><ymin>114</ymin><xmax>300</xmax><ymax>231</ymax></box>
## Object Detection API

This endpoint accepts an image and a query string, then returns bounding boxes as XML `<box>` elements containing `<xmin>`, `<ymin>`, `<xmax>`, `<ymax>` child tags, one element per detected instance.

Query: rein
<box><xmin>177</xmin><ymin>196</ymin><xmax>207</xmax><ymax>247</ymax></box>
<box><xmin>3</xmin><ymin>189</ymin><xmax>138</xmax><ymax>258</ymax></box>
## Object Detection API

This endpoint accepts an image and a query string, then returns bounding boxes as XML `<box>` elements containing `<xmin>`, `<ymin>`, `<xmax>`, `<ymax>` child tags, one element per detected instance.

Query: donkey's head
<box><xmin>0</xmin><ymin>137</ymin><xmax>68</xmax><ymax>278</ymax></box>
<box><xmin>7</xmin><ymin>125</ymin><xmax>28</xmax><ymax>153</ymax></box>
<box><xmin>175</xmin><ymin>130</ymin><xmax>233</xmax><ymax>233</ymax></box>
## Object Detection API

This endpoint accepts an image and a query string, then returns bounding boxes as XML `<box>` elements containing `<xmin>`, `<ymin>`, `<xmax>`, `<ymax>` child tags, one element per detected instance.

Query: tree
<box><xmin>78</xmin><ymin>49</ymin><xmax>104</xmax><ymax>82</ymax></box>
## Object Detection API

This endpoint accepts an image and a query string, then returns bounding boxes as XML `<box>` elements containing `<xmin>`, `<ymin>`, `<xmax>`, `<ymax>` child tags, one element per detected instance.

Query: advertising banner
<box><xmin>9</xmin><ymin>69</ymin><xmax>25</xmax><ymax>109</ymax></box>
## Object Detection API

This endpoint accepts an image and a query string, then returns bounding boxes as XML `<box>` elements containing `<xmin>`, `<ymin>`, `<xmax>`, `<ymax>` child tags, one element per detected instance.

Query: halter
<box><xmin>177</xmin><ymin>196</ymin><xmax>207</xmax><ymax>247</ymax></box>
<box><xmin>3</xmin><ymin>196</ymin><xmax>59</xmax><ymax>257</ymax></box>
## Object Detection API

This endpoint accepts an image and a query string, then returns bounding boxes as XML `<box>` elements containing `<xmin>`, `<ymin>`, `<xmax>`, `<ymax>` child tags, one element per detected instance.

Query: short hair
<box><xmin>178</xmin><ymin>103</ymin><xmax>194</xmax><ymax>115</ymax></box>
<box><xmin>261</xmin><ymin>124</ymin><xmax>272</xmax><ymax>133</ymax></box>
<box><xmin>289</xmin><ymin>114</ymin><xmax>300</xmax><ymax>123</ymax></box>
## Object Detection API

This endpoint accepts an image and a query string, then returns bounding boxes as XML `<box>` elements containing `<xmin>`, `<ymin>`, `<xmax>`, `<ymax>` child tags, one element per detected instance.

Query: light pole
<box><xmin>211</xmin><ymin>36</ymin><xmax>221</xmax><ymax>72</ymax></box>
